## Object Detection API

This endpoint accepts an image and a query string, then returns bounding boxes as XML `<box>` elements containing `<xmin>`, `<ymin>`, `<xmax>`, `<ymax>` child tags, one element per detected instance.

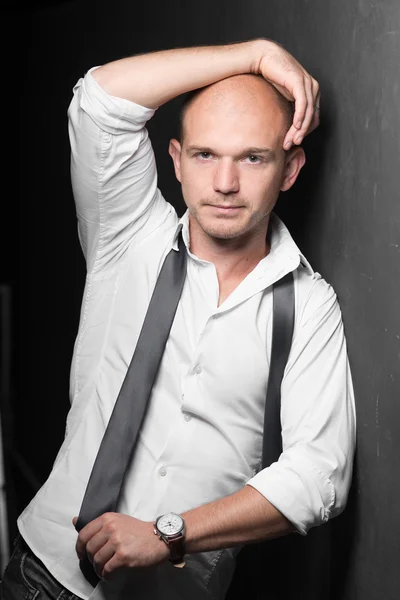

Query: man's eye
<box><xmin>198</xmin><ymin>152</ymin><xmax>212</xmax><ymax>159</ymax></box>
<box><xmin>247</xmin><ymin>155</ymin><xmax>261</xmax><ymax>163</ymax></box>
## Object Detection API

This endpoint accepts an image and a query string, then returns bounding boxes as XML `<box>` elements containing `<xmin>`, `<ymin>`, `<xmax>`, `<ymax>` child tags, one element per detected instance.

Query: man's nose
<box><xmin>213</xmin><ymin>159</ymin><xmax>240</xmax><ymax>194</ymax></box>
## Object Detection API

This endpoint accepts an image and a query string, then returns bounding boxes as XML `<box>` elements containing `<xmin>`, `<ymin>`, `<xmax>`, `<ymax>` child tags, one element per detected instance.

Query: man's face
<box><xmin>169</xmin><ymin>75</ymin><xmax>305</xmax><ymax>243</ymax></box>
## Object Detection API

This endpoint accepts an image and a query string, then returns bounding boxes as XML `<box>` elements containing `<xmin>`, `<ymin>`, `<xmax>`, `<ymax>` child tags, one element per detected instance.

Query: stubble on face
<box><xmin>179</xmin><ymin>75</ymin><xmax>289</xmax><ymax>248</ymax></box>
<box><xmin>188</xmin><ymin>197</ymin><xmax>271</xmax><ymax>244</ymax></box>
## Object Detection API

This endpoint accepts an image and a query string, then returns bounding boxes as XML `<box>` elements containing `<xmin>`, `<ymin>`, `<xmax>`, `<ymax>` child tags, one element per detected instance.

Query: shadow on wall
<box><xmin>330</xmin><ymin>451</ymin><xmax>359</xmax><ymax>600</ymax></box>
<box><xmin>275</xmin><ymin>72</ymin><xmax>336</xmax><ymax>254</ymax></box>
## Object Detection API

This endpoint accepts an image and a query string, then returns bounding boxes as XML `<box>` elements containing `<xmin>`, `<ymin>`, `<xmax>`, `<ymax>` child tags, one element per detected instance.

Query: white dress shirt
<box><xmin>17</xmin><ymin>67</ymin><xmax>356</xmax><ymax>600</ymax></box>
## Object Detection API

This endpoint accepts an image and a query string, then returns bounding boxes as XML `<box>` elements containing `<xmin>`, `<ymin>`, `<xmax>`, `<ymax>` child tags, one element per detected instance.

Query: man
<box><xmin>1</xmin><ymin>38</ymin><xmax>355</xmax><ymax>600</ymax></box>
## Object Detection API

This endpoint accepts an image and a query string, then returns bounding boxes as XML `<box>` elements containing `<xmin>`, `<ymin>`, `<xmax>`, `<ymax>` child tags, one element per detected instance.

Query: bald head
<box><xmin>178</xmin><ymin>74</ymin><xmax>294</xmax><ymax>144</ymax></box>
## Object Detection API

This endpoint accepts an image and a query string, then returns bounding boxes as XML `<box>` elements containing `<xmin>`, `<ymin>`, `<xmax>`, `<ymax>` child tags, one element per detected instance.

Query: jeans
<box><xmin>0</xmin><ymin>534</ymin><xmax>83</xmax><ymax>600</ymax></box>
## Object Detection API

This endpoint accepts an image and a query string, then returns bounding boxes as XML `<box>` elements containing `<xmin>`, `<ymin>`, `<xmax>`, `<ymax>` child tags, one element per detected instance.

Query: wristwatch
<box><xmin>153</xmin><ymin>512</ymin><xmax>186</xmax><ymax>568</ymax></box>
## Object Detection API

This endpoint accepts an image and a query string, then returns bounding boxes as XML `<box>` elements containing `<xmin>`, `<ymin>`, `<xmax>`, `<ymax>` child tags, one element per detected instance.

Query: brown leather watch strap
<box><xmin>168</xmin><ymin>534</ymin><xmax>186</xmax><ymax>567</ymax></box>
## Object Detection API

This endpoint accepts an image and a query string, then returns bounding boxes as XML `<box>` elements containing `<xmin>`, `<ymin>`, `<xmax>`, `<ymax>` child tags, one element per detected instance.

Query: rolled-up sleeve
<box><xmin>67</xmin><ymin>66</ymin><xmax>174</xmax><ymax>273</ymax></box>
<box><xmin>246</xmin><ymin>273</ymin><xmax>356</xmax><ymax>535</ymax></box>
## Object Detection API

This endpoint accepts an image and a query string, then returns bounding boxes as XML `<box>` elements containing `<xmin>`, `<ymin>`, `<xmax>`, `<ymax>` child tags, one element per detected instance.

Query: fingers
<box><xmin>293</xmin><ymin>76</ymin><xmax>316</xmax><ymax>142</ymax></box>
<box><xmin>102</xmin><ymin>552</ymin><xmax>127</xmax><ymax>580</ymax></box>
<box><xmin>307</xmin><ymin>85</ymin><xmax>321</xmax><ymax>136</ymax></box>
<box><xmin>85</xmin><ymin>530</ymin><xmax>110</xmax><ymax>564</ymax></box>
<box><xmin>291</xmin><ymin>76</ymin><xmax>308</xmax><ymax>133</ymax></box>
<box><xmin>282</xmin><ymin>75</ymin><xmax>306</xmax><ymax>149</ymax></box>
<box><xmin>75</xmin><ymin>516</ymin><xmax>104</xmax><ymax>559</ymax></box>
<box><xmin>284</xmin><ymin>76</ymin><xmax>320</xmax><ymax>149</ymax></box>
<box><xmin>283</xmin><ymin>124</ymin><xmax>301</xmax><ymax>150</ymax></box>
<box><xmin>301</xmin><ymin>77</ymin><xmax>320</xmax><ymax>138</ymax></box>
<box><xmin>73</xmin><ymin>513</ymin><xmax>124</xmax><ymax>579</ymax></box>
<box><xmin>91</xmin><ymin>540</ymin><xmax>116</xmax><ymax>579</ymax></box>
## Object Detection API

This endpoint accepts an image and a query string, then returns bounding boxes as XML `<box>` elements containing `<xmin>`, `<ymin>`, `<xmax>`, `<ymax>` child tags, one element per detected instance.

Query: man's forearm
<box><xmin>91</xmin><ymin>39</ymin><xmax>267</xmax><ymax>109</ymax></box>
<box><xmin>182</xmin><ymin>484</ymin><xmax>295</xmax><ymax>554</ymax></box>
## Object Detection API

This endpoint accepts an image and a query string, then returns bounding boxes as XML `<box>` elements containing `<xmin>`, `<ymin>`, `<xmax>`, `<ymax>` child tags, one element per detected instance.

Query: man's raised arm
<box><xmin>69</xmin><ymin>38</ymin><xmax>319</xmax><ymax>273</ymax></box>
<box><xmin>92</xmin><ymin>38</ymin><xmax>320</xmax><ymax>149</ymax></box>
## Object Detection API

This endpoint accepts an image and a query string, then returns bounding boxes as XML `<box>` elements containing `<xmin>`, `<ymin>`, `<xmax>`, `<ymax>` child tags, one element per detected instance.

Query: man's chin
<box><xmin>199</xmin><ymin>221</ymin><xmax>247</xmax><ymax>241</ymax></box>
<box><xmin>188</xmin><ymin>209</ymin><xmax>250</xmax><ymax>240</ymax></box>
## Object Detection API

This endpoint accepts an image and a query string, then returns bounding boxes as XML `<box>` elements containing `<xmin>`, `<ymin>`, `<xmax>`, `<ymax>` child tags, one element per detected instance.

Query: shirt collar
<box><xmin>265</xmin><ymin>212</ymin><xmax>314</xmax><ymax>276</ymax></box>
<box><xmin>171</xmin><ymin>209</ymin><xmax>313</xmax><ymax>276</ymax></box>
<box><xmin>171</xmin><ymin>211</ymin><xmax>188</xmax><ymax>252</ymax></box>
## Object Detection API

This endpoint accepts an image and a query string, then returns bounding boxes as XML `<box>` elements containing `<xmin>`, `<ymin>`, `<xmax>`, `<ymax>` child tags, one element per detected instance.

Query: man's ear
<box><xmin>168</xmin><ymin>138</ymin><xmax>182</xmax><ymax>183</ymax></box>
<box><xmin>280</xmin><ymin>146</ymin><xmax>306</xmax><ymax>192</ymax></box>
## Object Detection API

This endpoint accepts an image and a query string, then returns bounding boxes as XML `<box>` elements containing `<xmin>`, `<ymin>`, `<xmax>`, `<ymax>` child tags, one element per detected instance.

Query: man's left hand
<box><xmin>73</xmin><ymin>513</ymin><xmax>170</xmax><ymax>579</ymax></box>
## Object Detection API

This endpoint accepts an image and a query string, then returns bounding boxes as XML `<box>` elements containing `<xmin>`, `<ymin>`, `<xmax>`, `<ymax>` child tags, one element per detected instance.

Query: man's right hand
<box><xmin>257</xmin><ymin>39</ymin><xmax>320</xmax><ymax>149</ymax></box>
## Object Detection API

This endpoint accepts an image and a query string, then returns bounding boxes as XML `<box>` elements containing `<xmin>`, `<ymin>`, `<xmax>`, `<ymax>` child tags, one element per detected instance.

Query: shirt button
<box><xmin>184</xmin><ymin>414</ymin><xmax>192</xmax><ymax>422</ymax></box>
<box><xmin>195</xmin><ymin>365</ymin><xmax>202</xmax><ymax>374</ymax></box>
<box><xmin>159</xmin><ymin>466</ymin><xmax>167</xmax><ymax>476</ymax></box>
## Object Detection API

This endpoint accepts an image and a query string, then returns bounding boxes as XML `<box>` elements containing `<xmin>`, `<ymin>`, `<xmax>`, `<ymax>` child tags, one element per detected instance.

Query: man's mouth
<box><xmin>207</xmin><ymin>205</ymin><xmax>243</xmax><ymax>212</ymax></box>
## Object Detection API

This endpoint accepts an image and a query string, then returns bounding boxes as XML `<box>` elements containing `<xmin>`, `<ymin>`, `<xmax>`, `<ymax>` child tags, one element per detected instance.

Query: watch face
<box><xmin>157</xmin><ymin>513</ymin><xmax>184</xmax><ymax>536</ymax></box>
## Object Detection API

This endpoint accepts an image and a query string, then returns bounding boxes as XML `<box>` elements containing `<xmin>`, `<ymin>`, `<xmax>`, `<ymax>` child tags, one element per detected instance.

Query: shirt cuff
<box><xmin>245</xmin><ymin>455</ymin><xmax>336</xmax><ymax>536</ymax></box>
<box><xmin>71</xmin><ymin>65</ymin><xmax>156</xmax><ymax>135</ymax></box>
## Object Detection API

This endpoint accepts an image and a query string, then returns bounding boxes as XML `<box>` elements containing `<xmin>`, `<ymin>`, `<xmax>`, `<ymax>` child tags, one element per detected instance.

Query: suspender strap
<box><xmin>254</xmin><ymin>271</ymin><xmax>295</xmax><ymax>600</ymax></box>
<box><xmin>262</xmin><ymin>271</ymin><xmax>295</xmax><ymax>468</ymax></box>
<box><xmin>76</xmin><ymin>231</ymin><xmax>187</xmax><ymax>586</ymax></box>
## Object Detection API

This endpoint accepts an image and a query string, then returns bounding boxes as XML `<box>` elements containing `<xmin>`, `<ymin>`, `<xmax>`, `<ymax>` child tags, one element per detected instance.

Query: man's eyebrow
<box><xmin>243</xmin><ymin>147</ymin><xmax>276</xmax><ymax>157</ymax></box>
<box><xmin>185</xmin><ymin>146</ymin><xmax>216</xmax><ymax>154</ymax></box>
<box><xmin>185</xmin><ymin>145</ymin><xmax>276</xmax><ymax>158</ymax></box>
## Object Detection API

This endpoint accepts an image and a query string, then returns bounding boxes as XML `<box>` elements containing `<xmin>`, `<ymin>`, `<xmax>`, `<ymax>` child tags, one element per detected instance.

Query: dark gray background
<box><xmin>2</xmin><ymin>0</ymin><xmax>399</xmax><ymax>598</ymax></box>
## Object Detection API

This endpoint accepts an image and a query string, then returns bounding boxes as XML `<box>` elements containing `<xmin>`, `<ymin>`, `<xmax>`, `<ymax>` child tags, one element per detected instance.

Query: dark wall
<box><xmin>5</xmin><ymin>0</ymin><xmax>399</xmax><ymax>598</ymax></box>
<box><xmin>262</xmin><ymin>6</ymin><xmax>400</xmax><ymax>600</ymax></box>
